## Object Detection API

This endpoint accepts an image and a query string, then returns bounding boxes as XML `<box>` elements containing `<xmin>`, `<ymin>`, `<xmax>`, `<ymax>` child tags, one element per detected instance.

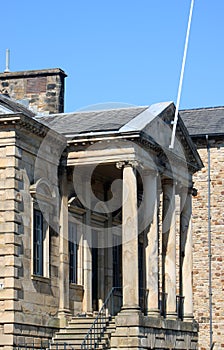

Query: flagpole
<box><xmin>169</xmin><ymin>0</ymin><xmax>195</xmax><ymax>149</ymax></box>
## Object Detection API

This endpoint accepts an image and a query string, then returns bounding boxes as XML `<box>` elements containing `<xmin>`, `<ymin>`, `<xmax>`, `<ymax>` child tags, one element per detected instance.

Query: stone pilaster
<box><xmin>162</xmin><ymin>179</ymin><xmax>177</xmax><ymax>319</ymax></box>
<box><xmin>180</xmin><ymin>186</ymin><xmax>194</xmax><ymax>321</ymax></box>
<box><xmin>98</xmin><ymin>232</ymin><xmax>105</xmax><ymax>310</ymax></box>
<box><xmin>143</xmin><ymin>170</ymin><xmax>160</xmax><ymax>316</ymax></box>
<box><xmin>58</xmin><ymin>167</ymin><xmax>71</xmax><ymax>327</ymax></box>
<box><xmin>82</xmin><ymin>177</ymin><xmax>92</xmax><ymax>314</ymax></box>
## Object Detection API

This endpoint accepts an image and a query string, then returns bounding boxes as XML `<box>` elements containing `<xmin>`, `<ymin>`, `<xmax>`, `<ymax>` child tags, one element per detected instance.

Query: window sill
<box><xmin>31</xmin><ymin>274</ymin><xmax>50</xmax><ymax>284</ymax></box>
<box><xmin>69</xmin><ymin>283</ymin><xmax>83</xmax><ymax>291</ymax></box>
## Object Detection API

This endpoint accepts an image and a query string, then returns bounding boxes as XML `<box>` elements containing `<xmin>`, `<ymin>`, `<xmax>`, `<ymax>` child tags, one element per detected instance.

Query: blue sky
<box><xmin>0</xmin><ymin>1</ymin><xmax>223</xmax><ymax>112</ymax></box>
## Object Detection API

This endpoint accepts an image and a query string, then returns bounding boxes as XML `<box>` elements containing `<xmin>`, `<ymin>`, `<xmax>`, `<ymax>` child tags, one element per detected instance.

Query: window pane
<box><xmin>69</xmin><ymin>222</ymin><xmax>77</xmax><ymax>283</ymax></box>
<box><xmin>33</xmin><ymin>209</ymin><xmax>43</xmax><ymax>276</ymax></box>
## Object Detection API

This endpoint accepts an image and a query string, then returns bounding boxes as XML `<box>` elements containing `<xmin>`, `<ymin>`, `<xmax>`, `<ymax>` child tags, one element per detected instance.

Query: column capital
<box><xmin>178</xmin><ymin>184</ymin><xmax>197</xmax><ymax>196</ymax></box>
<box><xmin>116</xmin><ymin>160</ymin><xmax>142</xmax><ymax>169</ymax></box>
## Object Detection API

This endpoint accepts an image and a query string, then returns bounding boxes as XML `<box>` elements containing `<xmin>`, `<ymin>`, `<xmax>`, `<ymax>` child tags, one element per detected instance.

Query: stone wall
<box><xmin>111</xmin><ymin>314</ymin><xmax>198</xmax><ymax>349</ymax></box>
<box><xmin>0</xmin><ymin>128</ymin><xmax>23</xmax><ymax>348</ymax></box>
<box><xmin>0</xmin><ymin>68</ymin><xmax>67</xmax><ymax>115</ymax></box>
<box><xmin>0</xmin><ymin>119</ymin><xmax>84</xmax><ymax>348</ymax></box>
<box><xmin>192</xmin><ymin>140</ymin><xmax>224</xmax><ymax>350</ymax></box>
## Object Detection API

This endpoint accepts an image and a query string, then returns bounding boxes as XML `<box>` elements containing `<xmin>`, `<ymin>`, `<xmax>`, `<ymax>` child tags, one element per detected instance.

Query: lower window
<box><xmin>69</xmin><ymin>222</ymin><xmax>78</xmax><ymax>283</ymax></box>
<box><xmin>33</xmin><ymin>209</ymin><xmax>44</xmax><ymax>276</ymax></box>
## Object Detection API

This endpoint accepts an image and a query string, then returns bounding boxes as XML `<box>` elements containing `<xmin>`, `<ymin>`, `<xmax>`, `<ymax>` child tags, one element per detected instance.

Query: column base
<box><xmin>147</xmin><ymin>308</ymin><xmax>161</xmax><ymax>317</ymax></box>
<box><xmin>58</xmin><ymin>309</ymin><xmax>71</xmax><ymax>328</ymax></box>
<box><xmin>166</xmin><ymin>312</ymin><xmax>177</xmax><ymax>320</ymax></box>
<box><xmin>120</xmin><ymin>304</ymin><xmax>141</xmax><ymax>313</ymax></box>
<box><xmin>183</xmin><ymin>313</ymin><xmax>194</xmax><ymax>322</ymax></box>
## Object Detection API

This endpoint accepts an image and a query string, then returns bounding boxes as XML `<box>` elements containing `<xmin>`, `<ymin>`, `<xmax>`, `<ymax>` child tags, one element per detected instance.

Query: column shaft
<box><xmin>122</xmin><ymin>164</ymin><xmax>139</xmax><ymax>310</ymax></box>
<box><xmin>162</xmin><ymin>179</ymin><xmax>176</xmax><ymax>318</ymax></box>
<box><xmin>180</xmin><ymin>188</ymin><xmax>193</xmax><ymax>320</ymax></box>
<box><xmin>58</xmin><ymin>168</ymin><xmax>70</xmax><ymax>326</ymax></box>
<box><xmin>144</xmin><ymin>172</ymin><xmax>160</xmax><ymax>316</ymax></box>
<box><xmin>83</xmin><ymin>208</ymin><xmax>92</xmax><ymax>314</ymax></box>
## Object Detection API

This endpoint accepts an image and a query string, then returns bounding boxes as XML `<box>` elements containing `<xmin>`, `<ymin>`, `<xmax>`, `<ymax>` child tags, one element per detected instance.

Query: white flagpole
<box><xmin>169</xmin><ymin>0</ymin><xmax>195</xmax><ymax>149</ymax></box>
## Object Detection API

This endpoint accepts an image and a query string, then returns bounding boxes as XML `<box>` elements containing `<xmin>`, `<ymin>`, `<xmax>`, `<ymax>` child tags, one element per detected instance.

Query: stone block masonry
<box><xmin>0</xmin><ymin>68</ymin><xmax>67</xmax><ymax>115</ymax></box>
<box><xmin>192</xmin><ymin>143</ymin><xmax>224</xmax><ymax>350</ymax></box>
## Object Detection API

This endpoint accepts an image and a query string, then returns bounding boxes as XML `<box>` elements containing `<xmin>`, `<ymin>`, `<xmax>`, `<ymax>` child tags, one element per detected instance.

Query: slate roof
<box><xmin>180</xmin><ymin>107</ymin><xmax>224</xmax><ymax>137</ymax></box>
<box><xmin>37</xmin><ymin>106</ymin><xmax>149</xmax><ymax>137</ymax></box>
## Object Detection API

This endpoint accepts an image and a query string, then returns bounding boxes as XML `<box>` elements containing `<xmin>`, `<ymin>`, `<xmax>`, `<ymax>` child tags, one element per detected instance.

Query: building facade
<box><xmin>0</xmin><ymin>68</ymin><xmax>222</xmax><ymax>350</ymax></box>
<box><xmin>181</xmin><ymin>108</ymin><xmax>224</xmax><ymax>350</ymax></box>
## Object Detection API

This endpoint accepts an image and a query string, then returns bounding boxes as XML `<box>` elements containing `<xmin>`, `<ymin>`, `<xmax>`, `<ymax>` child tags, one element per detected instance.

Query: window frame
<box><xmin>31</xmin><ymin>201</ymin><xmax>50</xmax><ymax>279</ymax></box>
<box><xmin>33</xmin><ymin>208</ymin><xmax>44</xmax><ymax>276</ymax></box>
<box><xmin>68</xmin><ymin>221</ymin><xmax>78</xmax><ymax>284</ymax></box>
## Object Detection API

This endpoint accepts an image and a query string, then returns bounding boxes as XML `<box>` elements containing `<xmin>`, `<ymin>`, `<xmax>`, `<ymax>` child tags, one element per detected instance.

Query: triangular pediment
<box><xmin>119</xmin><ymin>101</ymin><xmax>203</xmax><ymax>172</ymax></box>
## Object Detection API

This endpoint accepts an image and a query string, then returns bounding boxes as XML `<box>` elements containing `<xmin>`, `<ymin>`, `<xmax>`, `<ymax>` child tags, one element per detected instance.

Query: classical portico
<box><xmin>55</xmin><ymin>102</ymin><xmax>203</xmax><ymax>349</ymax></box>
<box><xmin>0</xmin><ymin>77</ymin><xmax>204</xmax><ymax>349</ymax></box>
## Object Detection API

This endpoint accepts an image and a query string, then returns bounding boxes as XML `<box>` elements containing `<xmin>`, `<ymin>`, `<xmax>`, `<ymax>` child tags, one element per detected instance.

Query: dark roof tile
<box><xmin>180</xmin><ymin>107</ymin><xmax>224</xmax><ymax>137</ymax></box>
<box><xmin>37</xmin><ymin>106</ymin><xmax>148</xmax><ymax>136</ymax></box>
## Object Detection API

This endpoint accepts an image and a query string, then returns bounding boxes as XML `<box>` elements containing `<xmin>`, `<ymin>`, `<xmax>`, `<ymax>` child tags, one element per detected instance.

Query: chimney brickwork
<box><xmin>0</xmin><ymin>68</ymin><xmax>67</xmax><ymax>114</ymax></box>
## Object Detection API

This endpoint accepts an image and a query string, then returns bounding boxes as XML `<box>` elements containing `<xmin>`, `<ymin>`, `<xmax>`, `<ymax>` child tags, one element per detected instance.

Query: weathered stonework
<box><xmin>0</xmin><ymin>69</ymin><xmax>67</xmax><ymax>115</ymax></box>
<box><xmin>0</xmin><ymin>76</ymin><xmax>204</xmax><ymax>350</ymax></box>
<box><xmin>191</xmin><ymin>140</ymin><xmax>224</xmax><ymax>350</ymax></box>
<box><xmin>111</xmin><ymin>314</ymin><xmax>198</xmax><ymax>349</ymax></box>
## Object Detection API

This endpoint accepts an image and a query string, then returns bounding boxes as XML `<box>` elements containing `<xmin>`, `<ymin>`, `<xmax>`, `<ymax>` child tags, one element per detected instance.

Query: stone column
<box><xmin>98</xmin><ymin>230</ymin><xmax>105</xmax><ymax>309</ymax></box>
<box><xmin>143</xmin><ymin>170</ymin><xmax>160</xmax><ymax>316</ymax></box>
<box><xmin>180</xmin><ymin>187</ymin><xmax>194</xmax><ymax>321</ymax></box>
<box><xmin>83</xmin><ymin>209</ymin><xmax>92</xmax><ymax>314</ymax></box>
<box><xmin>58</xmin><ymin>167</ymin><xmax>71</xmax><ymax>327</ymax></box>
<box><xmin>117</xmin><ymin>161</ymin><xmax>139</xmax><ymax>311</ymax></box>
<box><xmin>77</xmin><ymin>224</ymin><xmax>83</xmax><ymax>286</ymax></box>
<box><xmin>162</xmin><ymin>179</ymin><xmax>177</xmax><ymax>319</ymax></box>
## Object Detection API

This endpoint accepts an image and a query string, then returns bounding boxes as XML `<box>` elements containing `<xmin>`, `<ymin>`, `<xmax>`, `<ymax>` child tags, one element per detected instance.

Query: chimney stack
<box><xmin>0</xmin><ymin>68</ymin><xmax>67</xmax><ymax>114</ymax></box>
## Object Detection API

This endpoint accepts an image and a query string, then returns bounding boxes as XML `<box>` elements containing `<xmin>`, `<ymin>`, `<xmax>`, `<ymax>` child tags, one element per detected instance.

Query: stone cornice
<box><xmin>0</xmin><ymin>112</ymin><xmax>66</xmax><ymax>146</ymax></box>
<box><xmin>0</xmin><ymin>68</ymin><xmax>67</xmax><ymax>80</ymax></box>
<box><xmin>137</xmin><ymin>136</ymin><xmax>202</xmax><ymax>175</ymax></box>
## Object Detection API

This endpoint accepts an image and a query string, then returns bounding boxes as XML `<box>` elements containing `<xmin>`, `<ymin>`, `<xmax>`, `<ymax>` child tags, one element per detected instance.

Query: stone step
<box><xmin>50</xmin><ymin>316</ymin><xmax>116</xmax><ymax>350</ymax></box>
<box><xmin>53</xmin><ymin>333</ymin><xmax>105</xmax><ymax>341</ymax></box>
<box><xmin>51</xmin><ymin>342</ymin><xmax>107</xmax><ymax>350</ymax></box>
<box><xmin>55</xmin><ymin>327</ymin><xmax>104</xmax><ymax>335</ymax></box>
<box><xmin>69</xmin><ymin>317</ymin><xmax>96</xmax><ymax>324</ymax></box>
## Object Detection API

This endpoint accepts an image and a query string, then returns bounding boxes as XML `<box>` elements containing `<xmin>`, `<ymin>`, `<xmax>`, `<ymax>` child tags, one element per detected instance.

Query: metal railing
<box><xmin>176</xmin><ymin>295</ymin><xmax>185</xmax><ymax>320</ymax></box>
<box><xmin>139</xmin><ymin>288</ymin><xmax>149</xmax><ymax>315</ymax></box>
<box><xmin>159</xmin><ymin>292</ymin><xmax>167</xmax><ymax>317</ymax></box>
<box><xmin>158</xmin><ymin>293</ymin><xmax>185</xmax><ymax>319</ymax></box>
<box><xmin>81</xmin><ymin>287</ymin><xmax>122</xmax><ymax>350</ymax></box>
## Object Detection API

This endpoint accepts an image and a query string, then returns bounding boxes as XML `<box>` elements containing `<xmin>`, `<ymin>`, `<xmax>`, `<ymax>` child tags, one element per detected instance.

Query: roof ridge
<box><xmin>180</xmin><ymin>106</ymin><xmax>224</xmax><ymax>113</ymax></box>
<box><xmin>39</xmin><ymin>105</ymin><xmax>149</xmax><ymax>118</ymax></box>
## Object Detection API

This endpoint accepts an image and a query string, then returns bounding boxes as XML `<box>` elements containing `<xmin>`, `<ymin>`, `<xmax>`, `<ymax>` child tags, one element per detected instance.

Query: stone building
<box><xmin>0</xmin><ymin>67</ymin><xmax>221</xmax><ymax>350</ymax></box>
<box><xmin>180</xmin><ymin>108</ymin><xmax>224</xmax><ymax>350</ymax></box>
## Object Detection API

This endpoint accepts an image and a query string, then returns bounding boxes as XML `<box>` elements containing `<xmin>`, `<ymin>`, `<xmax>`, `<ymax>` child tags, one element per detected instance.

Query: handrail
<box><xmin>81</xmin><ymin>287</ymin><xmax>122</xmax><ymax>350</ymax></box>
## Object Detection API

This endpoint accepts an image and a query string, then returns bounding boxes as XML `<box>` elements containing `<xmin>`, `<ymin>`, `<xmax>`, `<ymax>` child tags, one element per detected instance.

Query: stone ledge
<box><xmin>31</xmin><ymin>275</ymin><xmax>50</xmax><ymax>284</ymax></box>
<box><xmin>0</xmin><ymin>68</ymin><xmax>67</xmax><ymax>79</ymax></box>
